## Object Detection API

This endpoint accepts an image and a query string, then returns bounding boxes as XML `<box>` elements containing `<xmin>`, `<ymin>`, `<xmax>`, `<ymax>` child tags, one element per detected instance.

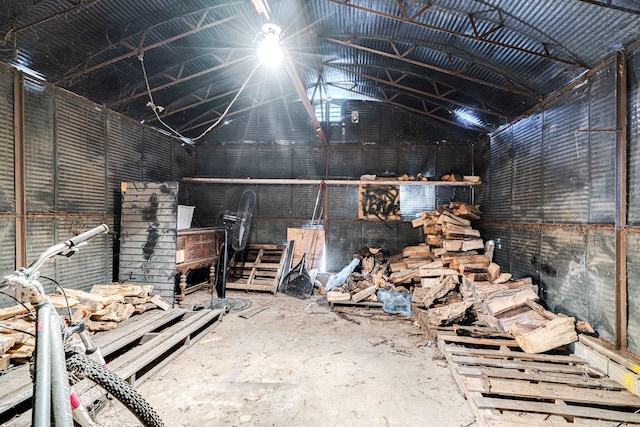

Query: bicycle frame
<box><xmin>2</xmin><ymin>224</ymin><xmax>110</xmax><ymax>427</ymax></box>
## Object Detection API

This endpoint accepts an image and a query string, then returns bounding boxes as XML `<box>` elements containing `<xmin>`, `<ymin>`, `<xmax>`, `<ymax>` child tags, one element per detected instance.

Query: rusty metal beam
<box><xmin>59</xmin><ymin>8</ymin><xmax>240</xmax><ymax>83</ymax></box>
<box><xmin>283</xmin><ymin>54</ymin><xmax>329</xmax><ymax>148</ymax></box>
<box><xmin>577</xmin><ymin>0</ymin><xmax>640</xmax><ymax>15</ymax></box>
<box><xmin>324</xmin><ymin>63</ymin><xmax>508</xmax><ymax>118</ymax></box>
<box><xmin>325</xmin><ymin>37</ymin><xmax>540</xmax><ymax>99</ymax></box>
<box><xmin>329</xmin><ymin>0</ymin><xmax>587</xmax><ymax>67</ymax></box>
<box><xmin>615</xmin><ymin>50</ymin><xmax>628</xmax><ymax>351</ymax></box>
<box><xmin>326</xmin><ymin>82</ymin><xmax>482</xmax><ymax>132</ymax></box>
<box><xmin>108</xmin><ymin>52</ymin><xmax>250</xmax><ymax>108</ymax></box>
<box><xmin>13</xmin><ymin>71</ymin><xmax>26</xmax><ymax>270</ymax></box>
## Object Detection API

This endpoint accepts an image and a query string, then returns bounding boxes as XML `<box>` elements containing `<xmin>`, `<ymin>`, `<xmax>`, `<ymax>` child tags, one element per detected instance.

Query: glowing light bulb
<box><xmin>258</xmin><ymin>24</ymin><xmax>283</xmax><ymax>68</ymax></box>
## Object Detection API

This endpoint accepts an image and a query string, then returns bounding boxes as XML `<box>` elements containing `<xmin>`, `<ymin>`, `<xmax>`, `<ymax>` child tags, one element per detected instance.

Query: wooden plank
<box><xmin>466</xmin><ymin>377</ymin><xmax>640</xmax><ymax>407</ymax></box>
<box><xmin>437</xmin><ymin>332</ymin><xmax>520</xmax><ymax>348</ymax></box>
<box><xmin>455</xmin><ymin>366</ymin><xmax>624</xmax><ymax>390</ymax></box>
<box><xmin>445</xmin><ymin>345</ymin><xmax>586</xmax><ymax>364</ymax></box>
<box><xmin>476</xmin><ymin>397</ymin><xmax>640</xmax><ymax>424</ymax></box>
<box><xmin>0</xmin><ymin>365</ymin><xmax>31</xmax><ymax>414</ymax></box>
<box><xmin>450</xmin><ymin>355</ymin><xmax>587</xmax><ymax>374</ymax></box>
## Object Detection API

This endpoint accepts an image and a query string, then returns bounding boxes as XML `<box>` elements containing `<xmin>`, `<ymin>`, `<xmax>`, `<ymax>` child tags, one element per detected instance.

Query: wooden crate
<box><xmin>437</xmin><ymin>330</ymin><xmax>640</xmax><ymax>426</ymax></box>
<box><xmin>226</xmin><ymin>244</ymin><xmax>287</xmax><ymax>293</ymax></box>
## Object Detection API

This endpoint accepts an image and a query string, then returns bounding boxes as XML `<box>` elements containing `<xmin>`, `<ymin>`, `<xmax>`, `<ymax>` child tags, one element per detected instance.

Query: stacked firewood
<box><xmin>0</xmin><ymin>283</ymin><xmax>170</xmax><ymax>369</ymax></box>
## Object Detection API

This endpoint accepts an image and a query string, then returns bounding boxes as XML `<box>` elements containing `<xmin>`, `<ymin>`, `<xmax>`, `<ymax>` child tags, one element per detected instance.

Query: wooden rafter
<box><xmin>330</xmin><ymin>0</ymin><xmax>588</xmax><ymax>67</ymax></box>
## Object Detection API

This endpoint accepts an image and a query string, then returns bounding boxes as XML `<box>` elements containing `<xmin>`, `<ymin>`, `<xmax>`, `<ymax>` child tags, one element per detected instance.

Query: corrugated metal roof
<box><xmin>1</xmin><ymin>0</ymin><xmax>639</xmax><ymax>140</ymax></box>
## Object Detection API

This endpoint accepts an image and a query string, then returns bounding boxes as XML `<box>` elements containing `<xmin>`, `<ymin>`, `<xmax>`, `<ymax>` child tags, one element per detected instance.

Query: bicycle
<box><xmin>1</xmin><ymin>224</ymin><xmax>164</xmax><ymax>426</ymax></box>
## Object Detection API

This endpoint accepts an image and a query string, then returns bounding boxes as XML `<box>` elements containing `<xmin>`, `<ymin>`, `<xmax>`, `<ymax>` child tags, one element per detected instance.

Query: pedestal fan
<box><xmin>205</xmin><ymin>189</ymin><xmax>256</xmax><ymax>313</ymax></box>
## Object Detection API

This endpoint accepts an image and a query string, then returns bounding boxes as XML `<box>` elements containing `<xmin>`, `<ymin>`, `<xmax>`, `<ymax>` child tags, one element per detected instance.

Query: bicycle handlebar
<box><xmin>66</xmin><ymin>224</ymin><xmax>109</xmax><ymax>247</ymax></box>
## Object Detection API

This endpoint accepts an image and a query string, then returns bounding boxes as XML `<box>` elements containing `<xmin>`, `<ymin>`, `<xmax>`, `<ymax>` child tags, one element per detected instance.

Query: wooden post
<box><xmin>13</xmin><ymin>71</ymin><xmax>26</xmax><ymax>271</ymax></box>
<box><xmin>614</xmin><ymin>51</ymin><xmax>628</xmax><ymax>350</ymax></box>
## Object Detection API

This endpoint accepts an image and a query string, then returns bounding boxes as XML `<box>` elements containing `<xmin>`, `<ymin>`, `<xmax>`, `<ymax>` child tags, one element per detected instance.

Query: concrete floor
<box><xmin>138</xmin><ymin>291</ymin><xmax>476</xmax><ymax>427</ymax></box>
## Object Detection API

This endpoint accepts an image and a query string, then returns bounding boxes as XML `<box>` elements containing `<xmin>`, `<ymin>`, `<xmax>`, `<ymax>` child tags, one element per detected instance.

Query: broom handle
<box><xmin>302</xmin><ymin>181</ymin><xmax>324</xmax><ymax>257</ymax></box>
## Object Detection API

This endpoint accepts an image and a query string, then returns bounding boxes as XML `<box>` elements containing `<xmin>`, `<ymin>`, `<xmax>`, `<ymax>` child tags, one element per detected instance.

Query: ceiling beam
<box><xmin>59</xmin><ymin>8</ymin><xmax>241</xmax><ymax>83</ymax></box>
<box><xmin>325</xmin><ymin>82</ymin><xmax>484</xmax><ymax>133</ymax></box>
<box><xmin>283</xmin><ymin>54</ymin><xmax>329</xmax><ymax>148</ymax></box>
<box><xmin>330</xmin><ymin>0</ymin><xmax>588</xmax><ymax>67</ymax></box>
<box><xmin>576</xmin><ymin>0</ymin><xmax>640</xmax><ymax>15</ymax></box>
<box><xmin>108</xmin><ymin>52</ymin><xmax>251</xmax><ymax>107</ymax></box>
<box><xmin>324</xmin><ymin>63</ymin><xmax>508</xmax><ymax>118</ymax></box>
<box><xmin>325</xmin><ymin>37</ymin><xmax>540</xmax><ymax>99</ymax></box>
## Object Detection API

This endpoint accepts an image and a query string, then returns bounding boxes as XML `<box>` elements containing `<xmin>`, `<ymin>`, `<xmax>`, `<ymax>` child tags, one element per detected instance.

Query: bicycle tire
<box><xmin>66</xmin><ymin>353</ymin><xmax>165</xmax><ymax>427</ymax></box>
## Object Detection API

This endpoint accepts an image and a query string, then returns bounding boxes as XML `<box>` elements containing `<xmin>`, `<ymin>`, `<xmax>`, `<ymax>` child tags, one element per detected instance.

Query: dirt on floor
<box><xmin>138</xmin><ymin>291</ymin><xmax>476</xmax><ymax>427</ymax></box>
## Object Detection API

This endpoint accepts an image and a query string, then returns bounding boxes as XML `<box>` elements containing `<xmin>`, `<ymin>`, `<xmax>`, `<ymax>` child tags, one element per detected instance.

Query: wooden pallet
<box><xmin>437</xmin><ymin>330</ymin><xmax>640</xmax><ymax>426</ymax></box>
<box><xmin>0</xmin><ymin>307</ymin><xmax>222</xmax><ymax>425</ymax></box>
<box><xmin>226</xmin><ymin>244</ymin><xmax>287</xmax><ymax>293</ymax></box>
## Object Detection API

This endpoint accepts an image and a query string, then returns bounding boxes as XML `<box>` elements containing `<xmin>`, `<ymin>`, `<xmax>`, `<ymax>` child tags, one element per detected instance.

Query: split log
<box><xmin>515</xmin><ymin>316</ymin><xmax>577</xmax><ymax>354</ymax></box>
<box><xmin>402</xmin><ymin>245</ymin><xmax>432</xmax><ymax>258</ymax></box>
<box><xmin>443</xmin><ymin>223</ymin><xmax>481</xmax><ymax>239</ymax></box>
<box><xmin>150</xmin><ymin>295</ymin><xmax>171</xmax><ymax>311</ymax></box>
<box><xmin>85</xmin><ymin>320</ymin><xmax>119</xmax><ymax>332</ymax></box>
<box><xmin>461</xmin><ymin>239</ymin><xmax>484</xmax><ymax>252</ymax></box>
<box><xmin>352</xmin><ymin>285</ymin><xmax>378</xmax><ymax>303</ymax></box>
<box><xmin>492</xmin><ymin>272</ymin><xmax>512</xmax><ymax>284</ymax></box>
<box><xmin>0</xmin><ymin>336</ymin><xmax>16</xmax><ymax>355</ymax></box>
<box><xmin>419</xmin><ymin>276</ymin><xmax>459</xmax><ymax>308</ymax></box>
<box><xmin>484</xmin><ymin>287</ymin><xmax>539</xmax><ymax>316</ymax></box>
<box><xmin>425</xmin><ymin>300</ymin><xmax>473</xmax><ymax>326</ymax></box>
<box><xmin>418</xmin><ymin>267</ymin><xmax>459</xmax><ymax>277</ymax></box>
<box><xmin>91</xmin><ymin>283</ymin><xmax>154</xmax><ymax>297</ymax></box>
<box><xmin>487</xmin><ymin>263</ymin><xmax>501</xmax><ymax>282</ymax></box>
<box><xmin>443</xmin><ymin>240</ymin><xmax>463</xmax><ymax>252</ymax></box>
<box><xmin>389</xmin><ymin>269</ymin><xmax>419</xmax><ymax>284</ymax></box>
<box><xmin>327</xmin><ymin>291</ymin><xmax>351</xmax><ymax>302</ymax></box>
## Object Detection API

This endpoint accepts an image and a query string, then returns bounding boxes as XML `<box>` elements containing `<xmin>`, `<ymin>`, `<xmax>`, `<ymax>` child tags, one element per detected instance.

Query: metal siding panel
<box><xmin>628</xmin><ymin>49</ymin><xmax>640</xmax><ymax>225</ymax></box>
<box><xmin>328</xmin><ymin>185</ymin><xmax>359</xmax><ymax>220</ymax></box>
<box><xmin>474</xmin><ymin>140</ymin><xmax>490</xmax><ymax>214</ymax></box>
<box><xmin>511</xmin><ymin>113</ymin><xmax>543</xmax><ymax>222</ymax></box>
<box><xmin>398</xmin><ymin>146</ymin><xmax>436</xmax><ymax>177</ymax></box>
<box><xmin>257</xmin><ymin>147</ymin><xmax>292</xmax><ymax>179</ymax></box>
<box><xmin>56</xmin><ymin>93</ymin><xmax>106</xmax><ymax>213</ymax></box>
<box><xmin>542</xmin><ymin>84</ymin><xmax>589</xmax><ymax>223</ymax></box>
<box><xmin>24</xmin><ymin>79</ymin><xmax>55</xmax><ymax>212</ymax></box>
<box><xmin>257</xmin><ymin>185</ymin><xmax>292</xmax><ymax>218</ymax></box>
<box><xmin>292</xmin><ymin>146</ymin><xmax>325</xmax><ymax>178</ymax></box>
<box><xmin>479</xmin><ymin>225</ymin><xmax>509</xmax><ymax>273</ymax></box>
<box><xmin>251</xmin><ymin>218</ymin><xmax>289</xmax><ymax>246</ymax></box>
<box><xmin>329</xmin><ymin>147</ymin><xmax>363</xmax><ymax>177</ymax></box>
<box><xmin>509</xmin><ymin>226</ymin><xmax>541</xmax><ymax>283</ymax></box>
<box><xmin>436</xmin><ymin>186</ymin><xmax>470</xmax><ymax>207</ymax></box>
<box><xmin>195</xmin><ymin>147</ymin><xmax>226</xmax><ymax>177</ymax></box>
<box><xmin>56</xmin><ymin>218</ymin><xmax>111</xmax><ymax>292</ymax></box>
<box><xmin>589</xmin><ymin>64</ymin><xmax>616</xmax><ymax>224</ymax></box>
<box><xmin>26</xmin><ymin>218</ymin><xmax>56</xmax><ymax>289</ymax></box>
<box><xmin>434</xmin><ymin>143</ymin><xmax>471</xmax><ymax>177</ymax></box>
<box><xmin>362</xmin><ymin>221</ymin><xmax>397</xmax><ymax>254</ymax></box>
<box><xmin>326</xmin><ymin>222</ymin><xmax>361</xmax><ymax>272</ymax></box>
<box><xmin>106</xmin><ymin>116</ymin><xmax>143</xmax><ymax>215</ymax></box>
<box><xmin>540</xmin><ymin>229</ymin><xmax>588</xmax><ymax>320</ymax></box>
<box><xmin>291</xmin><ymin>184</ymin><xmax>322</xmax><ymax>219</ymax></box>
<box><xmin>118</xmin><ymin>182</ymin><xmax>178</xmax><ymax>299</ymax></box>
<box><xmin>0</xmin><ymin>67</ymin><xmax>14</xmax><ymax>212</ymax></box>
<box><xmin>144</xmin><ymin>128</ymin><xmax>173</xmax><ymax>182</ymax></box>
<box><xmin>627</xmin><ymin>231</ymin><xmax>640</xmax><ymax>354</ymax></box>
<box><xmin>396</xmin><ymin>222</ymin><xmax>423</xmax><ymax>253</ymax></box>
<box><xmin>225</xmin><ymin>146</ymin><xmax>259</xmax><ymax>177</ymax></box>
<box><xmin>172</xmin><ymin>144</ymin><xmax>193</xmax><ymax>181</ymax></box>
<box><xmin>585</xmin><ymin>229</ymin><xmax>615</xmax><ymax>342</ymax></box>
<box><xmin>487</xmin><ymin>129</ymin><xmax>512</xmax><ymax>222</ymax></box>
<box><xmin>400</xmin><ymin>185</ymin><xmax>435</xmax><ymax>221</ymax></box>
<box><xmin>363</xmin><ymin>147</ymin><xmax>398</xmax><ymax>175</ymax></box>
<box><xmin>0</xmin><ymin>217</ymin><xmax>16</xmax><ymax>275</ymax></box>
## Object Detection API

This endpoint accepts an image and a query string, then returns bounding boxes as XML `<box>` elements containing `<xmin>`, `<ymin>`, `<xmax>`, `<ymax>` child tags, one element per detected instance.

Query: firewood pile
<box><xmin>0</xmin><ymin>283</ymin><xmax>170</xmax><ymax>369</ymax></box>
<box><xmin>326</xmin><ymin>201</ymin><xmax>581</xmax><ymax>354</ymax></box>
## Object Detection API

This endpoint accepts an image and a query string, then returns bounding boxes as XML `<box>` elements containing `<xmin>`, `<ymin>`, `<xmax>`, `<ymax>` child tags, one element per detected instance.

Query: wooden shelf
<box><xmin>183</xmin><ymin>177</ymin><xmax>480</xmax><ymax>186</ymax></box>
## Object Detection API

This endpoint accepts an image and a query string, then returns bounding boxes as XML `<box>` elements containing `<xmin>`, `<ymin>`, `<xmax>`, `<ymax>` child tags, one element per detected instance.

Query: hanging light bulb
<box><xmin>258</xmin><ymin>23</ymin><xmax>283</xmax><ymax>68</ymax></box>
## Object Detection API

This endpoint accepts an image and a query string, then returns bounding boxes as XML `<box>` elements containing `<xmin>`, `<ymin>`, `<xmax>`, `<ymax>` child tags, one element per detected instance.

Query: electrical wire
<box><xmin>139</xmin><ymin>53</ymin><xmax>261</xmax><ymax>143</ymax></box>
<box><xmin>40</xmin><ymin>276</ymin><xmax>73</xmax><ymax>320</ymax></box>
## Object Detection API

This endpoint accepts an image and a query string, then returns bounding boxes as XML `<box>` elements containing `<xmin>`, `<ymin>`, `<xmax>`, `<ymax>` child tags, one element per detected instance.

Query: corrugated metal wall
<box><xmin>193</xmin><ymin>101</ymin><xmax>474</xmax><ymax>271</ymax></box>
<box><xmin>0</xmin><ymin>67</ymin><xmax>191</xmax><ymax>305</ymax></box>
<box><xmin>479</xmin><ymin>60</ymin><xmax>620</xmax><ymax>345</ymax></box>
<box><xmin>627</xmin><ymin>48</ymin><xmax>640</xmax><ymax>354</ymax></box>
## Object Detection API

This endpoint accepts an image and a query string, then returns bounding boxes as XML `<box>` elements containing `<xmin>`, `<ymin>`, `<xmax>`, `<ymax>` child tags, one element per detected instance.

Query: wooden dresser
<box><xmin>175</xmin><ymin>227</ymin><xmax>224</xmax><ymax>301</ymax></box>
